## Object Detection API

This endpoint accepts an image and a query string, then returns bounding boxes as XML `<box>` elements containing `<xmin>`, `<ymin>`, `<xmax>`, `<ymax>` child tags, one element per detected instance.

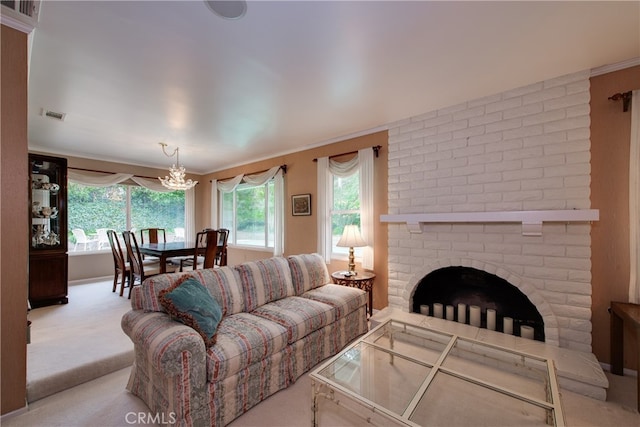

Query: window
<box><xmin>331</xmin><ymin>171</ymin><xmax>361</xmax><ymax>258</ymax></box>
<box><xmin>68</xmin><ymin>182</ymin><xmax>185</xmax><ymax>252</ymax></box>
<box><xmin>317</xmin><ymin>148</ymin><xmax>374</xmax><ymax>268</ymax></box>
<box><xmin>220</xmin><ymin>180</ymin><xmax>275</xmax><ymax>249</ymax></box>
<box><xmin>130</xmin><ymin>186</ymin><xmax>185</xmax><ymax>232</ymax></box>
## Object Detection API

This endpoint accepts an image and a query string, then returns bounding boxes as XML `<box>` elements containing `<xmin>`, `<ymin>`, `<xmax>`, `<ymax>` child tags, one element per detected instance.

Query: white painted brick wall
<box><xmin>386</xmin><ymin>70</ymin><xmax>592</xmax><ymax>352</ymax></box>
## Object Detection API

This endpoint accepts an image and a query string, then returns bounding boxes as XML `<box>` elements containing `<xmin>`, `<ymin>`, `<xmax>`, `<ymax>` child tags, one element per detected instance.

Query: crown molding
<box><xmin>591</xmin><ymin>57</ymin><xmax>640</xmax><ymax>77</ymax></box>
<box><xmin>1</xmin><ymin>13</ymin><xmax>35</xmax><ymax>33</ymax></box>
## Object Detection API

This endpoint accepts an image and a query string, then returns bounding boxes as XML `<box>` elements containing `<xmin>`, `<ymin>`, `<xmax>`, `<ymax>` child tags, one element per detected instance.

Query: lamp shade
<box><xmin>336</xmin><ymin>225</ymin><xmax>367</xmax><ymax>248</ymax></box>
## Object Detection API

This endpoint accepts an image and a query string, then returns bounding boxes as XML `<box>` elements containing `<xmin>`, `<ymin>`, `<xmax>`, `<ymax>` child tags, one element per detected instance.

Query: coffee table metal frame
<box><xmin>310</xmin><ymin>319</ymin><xmax>565</xmax><ymax>427</ymax></box>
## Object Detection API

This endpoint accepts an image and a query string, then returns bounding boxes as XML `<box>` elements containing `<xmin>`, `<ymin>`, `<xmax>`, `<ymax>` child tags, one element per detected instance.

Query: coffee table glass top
<box><xmin>311</xmin><ymin>319</ymin><xmax>564</xmax><ymax>427</ymax></box>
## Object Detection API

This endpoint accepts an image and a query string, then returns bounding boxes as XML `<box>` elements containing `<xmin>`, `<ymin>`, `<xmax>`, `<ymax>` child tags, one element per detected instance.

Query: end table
<box><xmin>331</xmin><ymin>271</ymin><xmax>375</xmax><ymax>317</ymax></box>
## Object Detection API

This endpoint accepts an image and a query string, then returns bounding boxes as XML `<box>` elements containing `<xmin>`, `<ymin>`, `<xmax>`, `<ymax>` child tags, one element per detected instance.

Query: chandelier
<box><xmin>158</xmin><ymin>143</ymin><xmax>198</xmax><ymax>191</ymax></box>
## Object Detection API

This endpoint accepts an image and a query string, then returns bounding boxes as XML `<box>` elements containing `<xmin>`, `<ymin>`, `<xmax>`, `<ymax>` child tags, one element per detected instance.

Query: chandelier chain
<box><xmin>158</xmin><ymin>142</ymin><xmax>198</xmax><ymax>191</ymax></box>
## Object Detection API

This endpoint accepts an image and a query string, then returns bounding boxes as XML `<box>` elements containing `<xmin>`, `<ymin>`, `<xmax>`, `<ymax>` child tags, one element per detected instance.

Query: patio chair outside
<box><xmin>96</xmin><ymin>228</ymin><xmax>112</xmax><ymax>250</ymax></box>
<box><xmin>71</xmin><ymin>228</ymin><xmax>95</xmax><ymax>251</ymax></box>
<box><xmin>173</xmin><ymin>227</ymin><xmax>185</xmax><ymax>241</ymax></box>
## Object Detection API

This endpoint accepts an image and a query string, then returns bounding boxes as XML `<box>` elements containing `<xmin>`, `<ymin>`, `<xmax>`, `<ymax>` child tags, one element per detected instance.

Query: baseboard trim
<box><xmin>69</xmin><ymin>276</ymin><xmax>112</xmax><ymax>286</ymax></box>
<box><xmin>0</xmin><ymin>402</ymin><xmax>29</xmax><ymax>422</ymax></box>
<box><xmin>600</xmin><ymin>362</ymin><xmax>638</xmax><ymax>377</ymax></box>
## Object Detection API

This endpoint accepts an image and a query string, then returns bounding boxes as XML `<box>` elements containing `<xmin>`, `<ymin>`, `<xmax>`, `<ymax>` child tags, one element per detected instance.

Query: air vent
<box><xmin>41</xmin><ymin>109</ymin><xmax>66</xmax><ymax>121</ymax></box>
<box><xmin>0</xmin><ymin>0</ymin><xmax>40</xmax><ymax>33</ymax></box>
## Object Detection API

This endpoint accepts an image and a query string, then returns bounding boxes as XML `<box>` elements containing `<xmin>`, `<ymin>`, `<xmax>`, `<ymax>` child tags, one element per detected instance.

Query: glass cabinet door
<box><xmin>30</xmin><ymin>155</ymin><xmax>67</xmax><ymax>251</ymax></box>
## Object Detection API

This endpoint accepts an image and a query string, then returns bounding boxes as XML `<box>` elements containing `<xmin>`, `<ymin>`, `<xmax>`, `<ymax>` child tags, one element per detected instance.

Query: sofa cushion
<box><xmin>206</xmin><ymin>313</ymin><xmax>289</xmax><ymax>382</ymax></box>
<box><xmin>192</xmin><ymin>267</ymin><xmax>244</xmax><ymax>316</ymax></box>
<box><xmin>159</xmin><ymin>276</ymin><xmax>223</xmax><ymax>347</ymax></box>
<box><xmin>287</xmin><ymin>253</ymin><xmax>331</xmax><ymax>295</ymax></box>
<box><xmin>234</xmin><ymin>257</ymin><xmax>294</xmax><ymax>312</ymax></box>
<box><xmin>137</xmin><ymin>267</ymin><xmax>244</xmax><ymax>316</ymax></box>
<box><xmin>251</xmin><ymin>296</ymin><xmax>335</xmax><ymax>344</ymax></box>
<box><xmin>301</xmin><ymin>284</ymin><xmax>367</xmax><ymax>319</ymax></box>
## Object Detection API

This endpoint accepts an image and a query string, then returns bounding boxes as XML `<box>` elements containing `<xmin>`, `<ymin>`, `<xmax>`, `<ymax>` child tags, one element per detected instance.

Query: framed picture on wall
<box><xmin>292</xmin><ymin>194</ymin><xmax>311</xmax><ymax>216</ymax></box>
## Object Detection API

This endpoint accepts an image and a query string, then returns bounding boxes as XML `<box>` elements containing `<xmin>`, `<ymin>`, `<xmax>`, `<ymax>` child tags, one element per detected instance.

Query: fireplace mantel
<box><xmin>380</xmin><ymin>209</ymin><xmax>599</xmax><ymax>235</ymax></box>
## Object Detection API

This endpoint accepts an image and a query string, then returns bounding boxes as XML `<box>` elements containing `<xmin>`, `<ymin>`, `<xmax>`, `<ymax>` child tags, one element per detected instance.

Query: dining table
<box><xmin>138</xmin><ymin>241</ymin><xmax>202</xmax><ymax>273</ymax></box>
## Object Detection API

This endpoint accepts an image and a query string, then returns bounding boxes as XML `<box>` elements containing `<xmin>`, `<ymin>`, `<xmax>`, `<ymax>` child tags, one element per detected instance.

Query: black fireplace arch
<box><xmin>412</xmin><ymin>266</ymin><xmax>545</xmax><ymax>341</ymax></box>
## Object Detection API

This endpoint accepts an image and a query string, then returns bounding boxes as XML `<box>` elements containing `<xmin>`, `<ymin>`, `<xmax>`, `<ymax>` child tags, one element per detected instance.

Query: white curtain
<box><xmin>69</xmin><ymin>169</ymin><xmax>195</xmax><ymax>236</ymax></box>
<box><xmin>217</xmin><ymin>174</ymin><xmax>244</xmax><ymax>192</ymax></box>
<box><xmin>214</xmin><ymin>167</ymin><xmax>284</xmax><ymax>256</ymax></box>
<box><xmin>69</xmin><ymin>170</ymin><xmax>179</xmax><ymax>193</ymax></box>
<box><xmin>131</xmin><ymin>176</ymin><xmax>174</xmax><ymax>193</ymax></box>
<box><xmin>210</xmin><ymin>179</ymin><xmax>218</xmax><ymax>229</ymax></box>
<box><xmin>316</xmin><ymin>150</ymin><xmax>375</xmax><ymax>269</ymax></box>
<box><xmin>184</xmin><ymin>188</ymin><xmax>196</xmax><ymax>243</ymax></box>
<box><xmin>68</xmin><ymin>170</ymin><xmax>133</xmax><ymax>187</ymax></box>
<box><xmin>329</xmin><ymin>155</ymin><xmax>359</xmax><ymax>176</ymax></box>
<box><xmin>317</xmin><ymin>157</ymin><xmax>332</xmax><ymax>262</ymax></box>
<box><xmin>630</xmin><ymin>90</ymin><xmax>640</xmax><ymax>303</ymax></box>
<box><xmin>358</xmin><ymin>148</ymin><xmax>374</xmax><ymax>270</ymax></box>
<box><xmin>273</xmin><ymin>169</ymin><xmax>285</xmax><ymax>256</ymax></box>
<box><xmin>212</xmin><ymin>174</ymin><xmax>243</xmax><ymax>229</ymax></box>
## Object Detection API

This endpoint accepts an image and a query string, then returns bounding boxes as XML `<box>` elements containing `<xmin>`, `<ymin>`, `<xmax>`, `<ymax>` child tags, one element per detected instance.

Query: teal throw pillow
<box><xmin>159</xmin><ymin>276</ymin><xmax>222</xmax><ymax>347</ymax></box>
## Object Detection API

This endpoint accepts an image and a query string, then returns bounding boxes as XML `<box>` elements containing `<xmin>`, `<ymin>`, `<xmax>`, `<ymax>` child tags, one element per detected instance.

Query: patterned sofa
<box><xmin>121</xmin><ymin>253</ymin><xmax>368</xmax><ymax>426</ymax></box>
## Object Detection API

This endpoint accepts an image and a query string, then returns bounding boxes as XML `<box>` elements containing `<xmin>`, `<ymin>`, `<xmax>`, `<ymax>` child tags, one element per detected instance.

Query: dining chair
<box><xmin>122</xmin><ymin>231</ymin><xmax>172</xmax><ymax>299</ymax></box>
<box><xmin>71</xmin><ymin>228</ymin><xmax>95</xmax><ymax>251</ymax></box>
<box><xmin>178</xmin><ymin>229</ymin><xmax>219</xmax><ymax>272</ymax></box>
<box><xmin>139</xmin><ymin>228</ymin><xmax>166</xmax><ymax>261</ymax></box>
<box><xmin>106</xmin><ymin>230</ymin><xmax>130</xmax><ymax>296</ymax></box>
<box><xmin>139</xmin><ymin>228</ymin><xmax>166</xmax><ymax>244</ymax></box>
<box><xmin>215</xmin><ymin>228</ymin><xmax>229</xmax><ymax>266</ymax></box>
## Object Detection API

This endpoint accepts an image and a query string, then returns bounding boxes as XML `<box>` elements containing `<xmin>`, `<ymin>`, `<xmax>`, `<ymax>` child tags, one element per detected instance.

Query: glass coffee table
<box><xmin>310</xmin><ymin>319</ymin><xmax>565</xmax><ymax>427</ymax></box>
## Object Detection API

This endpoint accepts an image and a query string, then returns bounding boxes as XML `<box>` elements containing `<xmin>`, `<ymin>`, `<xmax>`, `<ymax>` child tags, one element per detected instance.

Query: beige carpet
<box><xmin>26</xmin><ymin>280</ymin><xmax>134</xmax><ymax>402</ymax></box>
<box><xmin>6</xmin><ymin>279</ymin><xmax>639</xmax><ymax>426</ymax></box>
<box><xmin>4</xmin><ymin>366</ymin><xmax>640</xmax><ymax>427</ymax></box>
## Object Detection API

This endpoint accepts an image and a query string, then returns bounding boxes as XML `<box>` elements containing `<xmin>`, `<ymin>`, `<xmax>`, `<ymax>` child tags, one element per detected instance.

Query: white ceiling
<box><xmin>26</xmin><ymin>1</ymin><xmax>640</xmax><ymax>174</ymax></box>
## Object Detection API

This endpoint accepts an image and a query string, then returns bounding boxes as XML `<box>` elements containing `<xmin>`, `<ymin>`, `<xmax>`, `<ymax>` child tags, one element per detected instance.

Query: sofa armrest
<box><xmin>122</xmin><ymin>310</ymin><xmax>207</xmax><ymax>381</ymax></box>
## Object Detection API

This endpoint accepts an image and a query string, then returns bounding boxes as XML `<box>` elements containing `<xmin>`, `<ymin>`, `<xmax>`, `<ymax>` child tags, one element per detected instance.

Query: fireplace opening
<box><xmin>412</xmin><ymin>266</ymin><xmax>545</xmax><ymax>341</ymax></box>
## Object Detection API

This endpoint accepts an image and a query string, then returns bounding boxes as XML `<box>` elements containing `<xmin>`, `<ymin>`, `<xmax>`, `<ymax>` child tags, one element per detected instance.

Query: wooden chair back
<box><xmin>215</xmin><ymin>228</ymin><xmax>229</xmax><ymax>266</ymax></box>
<box><xmin>122</xmin><ymin>231</ymin><xmax>153</xmax><ymax>295</ymax></box>
<box><xmin>190</xmin><ymin>229</ymin><xmax>219</xmax><ymax>270</ymax></box>
<box><xmin>107</xmin><ymin>230</ymin><xmax>129</xmax><ymax>296</ymax></box>
<box><xmin>140</xmin><ymin>228</ymin><xmax>166</xmax><ymax>244</ymax></box>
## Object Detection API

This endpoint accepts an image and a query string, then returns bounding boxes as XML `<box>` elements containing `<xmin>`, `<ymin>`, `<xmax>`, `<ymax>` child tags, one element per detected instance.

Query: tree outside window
<box><xmin>331</xmin><ymin>172</ymin><xmax>361</xmax><ymax>257</ymax></box>
<box><xmin>220</xmin><ymin>181</ymin><xmax>275</xmax><ymax>248</ymax></box>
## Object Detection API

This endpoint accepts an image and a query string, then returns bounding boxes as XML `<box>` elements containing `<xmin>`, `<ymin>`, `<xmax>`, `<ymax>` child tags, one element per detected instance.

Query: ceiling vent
<box><xmin>0</xmin><ymin>0</ymin><xmax>40</xmax><ymax>33</ymax></box>
<box><xmin>41</xmin><ymin>109</ymin><xmax>66</xmax><ymax>122</ymax></box>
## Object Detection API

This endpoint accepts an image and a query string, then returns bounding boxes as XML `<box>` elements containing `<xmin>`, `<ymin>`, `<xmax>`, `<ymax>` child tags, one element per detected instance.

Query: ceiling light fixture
<box><xmin>158</xmin><ymin>143</ymin><xmax>198</xmax><ymax>191</ymax></box>
<box><xmin>204</xmin><ymin>0</ymin><xmax>247</xmax><ymax>20</ymax></box>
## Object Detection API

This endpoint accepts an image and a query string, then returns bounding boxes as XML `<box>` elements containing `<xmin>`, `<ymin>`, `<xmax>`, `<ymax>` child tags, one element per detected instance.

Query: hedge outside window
<box><xmin>68</xmin><ymin>182</ymin><xmax>185</xmax><ymax>252</ymax></box>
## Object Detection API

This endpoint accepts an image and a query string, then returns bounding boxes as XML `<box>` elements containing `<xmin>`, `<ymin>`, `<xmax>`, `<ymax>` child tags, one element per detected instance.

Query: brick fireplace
<box><xmin>385</xmin><ymin>70</ymin><xmax>595</xmax><ymax>353</ymax></box>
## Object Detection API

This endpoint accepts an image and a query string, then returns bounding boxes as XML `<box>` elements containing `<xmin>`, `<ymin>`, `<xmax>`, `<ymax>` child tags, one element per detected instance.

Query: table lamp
<box><xmin>336</xmin><ymin>225</ymin><xmax>367</xmax><ymax>273</ymax></box>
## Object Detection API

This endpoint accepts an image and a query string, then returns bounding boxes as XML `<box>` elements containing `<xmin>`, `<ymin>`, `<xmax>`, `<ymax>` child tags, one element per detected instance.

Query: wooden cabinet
<box><xmin>29</xmin><ymin>154</ymin><xmax>68</xmax><ymax>307</ymax></box>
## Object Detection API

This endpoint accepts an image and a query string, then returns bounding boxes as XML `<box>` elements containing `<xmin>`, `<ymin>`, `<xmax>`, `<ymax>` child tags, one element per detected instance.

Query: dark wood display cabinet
<box><xmin>29</xmin><ymin>154</ymin><xmax>68</xmax><ymax>307</ymax></box>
